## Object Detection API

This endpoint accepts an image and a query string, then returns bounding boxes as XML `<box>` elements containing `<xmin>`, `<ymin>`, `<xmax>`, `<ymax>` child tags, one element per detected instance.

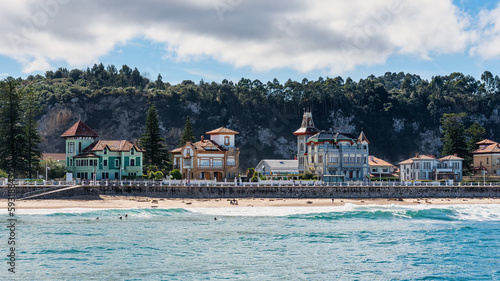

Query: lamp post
<box><xmin>45</xmin><ymin>162</ymin><xmax>50</xmax><ymax>182</ymax></box>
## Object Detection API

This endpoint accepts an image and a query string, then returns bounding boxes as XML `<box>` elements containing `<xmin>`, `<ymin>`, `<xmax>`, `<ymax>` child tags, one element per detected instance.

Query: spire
<box><xmin>294</xmin><ymin>110</ymin><xmax>319</xmax><ymax>136</ymax></box>
<box><xmin>357</xmin><ymin>131</ymin><xmax>370</xmax><ymax>144</ymax></box>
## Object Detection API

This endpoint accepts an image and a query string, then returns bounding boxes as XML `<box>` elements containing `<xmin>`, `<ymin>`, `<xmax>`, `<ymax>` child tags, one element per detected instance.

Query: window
<box><xmin>318</xmin><ymin>156</ymin><xmax>323</xmax><ymax>164</ymax></box>
<box><xmin>372</xmin><ymin>168</ymin><xmax>377</xmax><ymax>173</ymax></box>
<box><xmin>227</xmin><ymin>158</ymin><xmax>236</xmax><ymax>166</ymax></box>
<box><xmin>224</xmin><ymin>136</ymin><xmax>230</xmax><ymax>146</ymax></box>
<box><xmin>130</xmin><ymin>159</ymin><xmax>135</xmax><ymax>166</ymax></box>
<box><xmin>329</xmin><ymin>156</ymin><xmax>338</xmax><ymax>163</ymax></box>
<box><xmin>350</xmin><ymin>157</ymin><xmax>355</xmax><ymax>163</ymax></box>
<box><xmin>300</xmin><ymin>143</ymin><xmax>304</xmax><ymax>152</ymax></box>
<box><xmin>344</xmin><ymin>156</ymin><xmax>349</xmax><ymax>163</ymax></box>
<box><xmin>130</xmin><ymin>149</ymin><xmax>134</xmax><ymax>155</ymax></box>
<box><xmin>70</xmin><ymin>159</ymin><xmax>73</xmax><ymax>166</ymax></box>
<box><xmin>200</xmin><ymin>159</ymin><xmax>210</xmax><ymax>166</ymax></box>
<box><xmin>104</xmin><ymin>159</ymin><xmax>108</xmax><ymax>167</ymax></box>
<box><xmin>299</xmin><ymin>157</ymin><xmax>304</xmax><ymax>165</ymax></box>
<box><xmin>416</xmin><ymin>162</ymin><xmax>420</xmax><ymax>169</ymax></box>
<box><xmin>363</xmin><ymin>157</ymin><xmax>367</xmax><ymax>164</ymax></box>
<box><xmin>487</xmin><ymin>158</ymin><xmax>489</xmax><ymax>165</ymax></box>
<box><xmin>68</xmin><ymin>142</ymin><xmax>75</xmax><ymax>153</ymax></box>
<box><xmin>186</xmin><ymin>148</ymin><xmax>191</xmax><ymax>156</ymax></box>
<box><xmin>115</xmin><ymin>159</ymin><xmax>119</xmax><ymax>168</ymax></box>
<box><xmin>213</xmin><ymin>160</ymin><xmax>223</xmax><ymax>167</ymax></box>
<box><xmin>311</xmin><ymin>156</ymin><xmax>315</xmax><ymax>163</ymax></box>
<box><xmin>103</xmin><ymin>148</ymin><xmax>107</xmax><ymax>155</ymax></box>
<box><xmin>184</xmin><ymin>159</ymin><xmax>191</xmax><ymax>166</ymax></box>
<box><xmin>356</xmin><ymin>157</ymin><xmax>361</xmax><ymax>163</ymax></box>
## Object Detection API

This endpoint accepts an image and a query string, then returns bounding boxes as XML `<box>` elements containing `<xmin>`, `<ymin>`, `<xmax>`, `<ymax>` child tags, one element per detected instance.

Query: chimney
<box><xmin>415</xmin><ymin>152</ymin><xmax>419</xmax><ymax>157</ymax></box>
<box><xmin>454</xmin><ymin>153</ymin><xmax>457</xmax><ymax>157</ymax></box>
<box><xmin>369</xmin><ymin>156</ymin><xmax>374</xmax><ymax>161</ymax></box>
<box><xmin>201</xmin><ymin>135</ymin><xmax>204</xmax><ymax>141</ymax></box>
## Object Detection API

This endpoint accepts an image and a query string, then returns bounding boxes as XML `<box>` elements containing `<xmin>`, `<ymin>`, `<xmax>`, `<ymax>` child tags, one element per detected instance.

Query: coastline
<box><xmin>3</xmin><ymin>195</ymin><xmax>499</xmax><ymax>210</ymax></box>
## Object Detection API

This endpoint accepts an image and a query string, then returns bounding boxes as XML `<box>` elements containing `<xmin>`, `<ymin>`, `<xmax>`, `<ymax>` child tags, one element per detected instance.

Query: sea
<box><xmin>2</xmin><ymin>204</ymin><xmax>500</xmax><ymax>280</ymax></box>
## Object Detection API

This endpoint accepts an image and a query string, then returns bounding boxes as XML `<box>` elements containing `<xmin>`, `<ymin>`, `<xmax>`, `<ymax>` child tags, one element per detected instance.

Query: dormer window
<box><xmin>130</xmin><ymin>148</ymin><xmax>134</xmax><ymax>155</ymax></box>
<box><xmin>224</xmin><ymin>136</ymin><xmax>230</xmax><ymax>146</ymax></box>
<box><xmin>103</xmin><ymin>148</ymin><xmax>107</xmax><ymax>155</ymax></box>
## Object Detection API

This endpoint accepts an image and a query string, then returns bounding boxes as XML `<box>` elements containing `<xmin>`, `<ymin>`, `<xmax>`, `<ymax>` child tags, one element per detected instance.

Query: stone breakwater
<box><xmin>2</xmin><ymin>185</ymin><xmax>499</xmax><ymax>199</ymax></box>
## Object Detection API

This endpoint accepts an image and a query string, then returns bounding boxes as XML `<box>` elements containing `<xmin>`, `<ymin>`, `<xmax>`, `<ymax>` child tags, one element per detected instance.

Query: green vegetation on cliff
<box><xmin>12</xmin><ymin>64</ymin><xmax>500</xmax><ymax>170</ymax></box>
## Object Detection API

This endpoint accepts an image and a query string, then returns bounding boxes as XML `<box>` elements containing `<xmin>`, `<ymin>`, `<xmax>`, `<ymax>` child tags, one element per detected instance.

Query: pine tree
<box><xmin>22</xmin><ymin>86</ymin><xmax>42</xmax><ymax>179</ymax></box>
<box><xmin>140</xmin><ymin>105</ymin><xmax>168</xmax><ymax>168</ymax></box>
<box><xmin>441</xmin><ymin>113</ymin><xmax>468</xmax><ymax>158</ymax></box>
<box><xmin>464</xmin><ymin>122</ymin><xmax>486</xmax><ymax>174</ymax></box>
<box><xmin>0</xmin><ymin>77</ymin><xmax>28</xmax><ymax>178</ymax></box>
<box><xmin>179</xmin><ymin>116</ymin><xmax>195</xmax><ymax>146</ymax></box>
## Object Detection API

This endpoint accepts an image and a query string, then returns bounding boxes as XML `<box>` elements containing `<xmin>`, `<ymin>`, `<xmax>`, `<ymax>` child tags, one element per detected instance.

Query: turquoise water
<box><xmin>3</xmin><ymin>204</ymin><xmax>500</xmax><ymax>280</ymax></box>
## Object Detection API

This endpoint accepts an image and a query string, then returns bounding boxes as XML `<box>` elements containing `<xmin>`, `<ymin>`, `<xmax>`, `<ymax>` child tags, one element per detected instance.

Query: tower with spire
<box><xmin>293</xmin><ymin>110</ymin><xmax>319</xmax><ymax>173</ymax></box>
<box><xmin>293</xmin><ymin>111</ymin><xmax>370</xmax><ymax>182</ymax></box>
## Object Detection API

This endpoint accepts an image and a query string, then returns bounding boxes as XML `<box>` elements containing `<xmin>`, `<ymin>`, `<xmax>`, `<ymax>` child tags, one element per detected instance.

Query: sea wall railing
<box><xmin>2</xmin><ymin>178</ymin><xmax>500</xmax><ymax>188</ymax></box>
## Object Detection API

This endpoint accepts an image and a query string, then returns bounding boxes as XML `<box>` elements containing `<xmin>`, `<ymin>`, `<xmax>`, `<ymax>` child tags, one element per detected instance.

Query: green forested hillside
<box><xmin>15</xmin><ymin>64</ymin><xmax>500</xmax><ymax>170</ymax></box>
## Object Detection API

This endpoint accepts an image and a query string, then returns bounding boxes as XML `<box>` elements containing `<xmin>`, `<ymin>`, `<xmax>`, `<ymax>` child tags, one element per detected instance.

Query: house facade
<box><xmin>368</xmin><ymin>156</ymin><xmax>397</xmax><ymax>178</ymax></box>
<box><xmin>473</xmin><ymin>139</ymin><xmax>500</xmax><ymax>176</ymax></box>
<box><xmin>62</xmin><ymin>120</ymin><xmax>144</xmax><ymax>180</ymax></box>
<box><xmin>399</xmin><ymin>154</ymin><xmax>463</xmax><ymax>181</ymax></box>
<box><xmin>294</xmin><ymin>111</ymin><xmax>370</xmax><ymax>182</ymax></box>
<box><xmin>170</xmin><ymin>127</ymin><xmax>240</xmax><ymax>181</ymax></box>
<box><xmin>255</xmin><ymin>160</ymin><xmax>299</xmax><ymax>178</ymax></box>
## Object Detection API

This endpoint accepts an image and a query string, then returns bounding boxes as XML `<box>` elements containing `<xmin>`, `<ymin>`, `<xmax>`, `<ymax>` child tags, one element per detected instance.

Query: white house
<box><xmin>399</xmin><ymin>154</ymin><xmax>463</xmax><ymax>182</ymax></box>
<box><xmin>255</xmin><ymin>159</ymin><xmax>299</xmax><ymax>178</ymax></box>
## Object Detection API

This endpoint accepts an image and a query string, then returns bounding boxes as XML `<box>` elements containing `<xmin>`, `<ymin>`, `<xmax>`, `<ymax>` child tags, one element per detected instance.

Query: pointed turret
<box><xmin>357</xmin><ymin>131</ymin><xmax>370</xmax><ymax>144</ymax></box>
<box><xmin>293</xmin><ymin>111</ymin><xmax>319</xmax><ymax>136</ymax></box>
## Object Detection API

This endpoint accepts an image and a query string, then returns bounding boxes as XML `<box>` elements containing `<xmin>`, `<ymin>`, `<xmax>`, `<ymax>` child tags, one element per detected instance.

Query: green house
<box><xmin>61</xmin><ymin>120</ymin><xmax>144</xmax><ymax>180</ymax></box>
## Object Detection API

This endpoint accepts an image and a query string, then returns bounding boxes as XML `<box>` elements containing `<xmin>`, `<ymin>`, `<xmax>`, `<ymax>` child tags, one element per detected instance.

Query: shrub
<box><xmin>170</xmin><ymin>169</ymin><xmax>182</xmax><ymax>180</ymax></box>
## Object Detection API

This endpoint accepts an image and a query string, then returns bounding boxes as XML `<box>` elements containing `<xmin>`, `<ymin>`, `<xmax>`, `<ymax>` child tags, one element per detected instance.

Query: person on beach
<box><xmin>214</xmin><ymin>217</ymin><xmax>217</xmax><ymax>220</ymax></box>
<box><xmin>332</xmin><ymin>198</ymin><xmax>334</xmax><ymax>203</ymax></box>
<box><xmin>125</xmin><ymin>214</ymin><xmax>128</xmax><ymax>218</ymax></box>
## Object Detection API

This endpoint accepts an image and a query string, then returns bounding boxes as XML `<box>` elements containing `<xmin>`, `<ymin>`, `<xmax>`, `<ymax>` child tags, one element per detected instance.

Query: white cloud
<box><xmin>0</xmin><ymin>0</ymin><xmax>479</xmax><ymax>74</ymax></box>
<box><xmin>470</xmin><ymin>3</ymin><xmax>500</xmax><ymax>59</ymax></box>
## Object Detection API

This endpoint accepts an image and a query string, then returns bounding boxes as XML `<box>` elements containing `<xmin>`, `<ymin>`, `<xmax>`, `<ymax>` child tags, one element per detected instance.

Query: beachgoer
<box><xmin>332</xmin><ymin>198</ymin><xmax>334</xmax><ymax>203</ymax></box>
<box><xmin>96</xmin><ymin>217</ymin><xmax>99</xmax><ymax>220</ymax></box>
<box><xmin>119</xmin><ymin>216</ymin><xmax>122</xmax><ymax>220</ymax></box>
<box><xmin>125</xmin><ymin>214</ymin><xmax>128</xmax><ymax>218</ymax></box>
<box><xmin>214</xmin><ymin>217</ymin><xmax>217</xmax><ymax>220</ymax></box>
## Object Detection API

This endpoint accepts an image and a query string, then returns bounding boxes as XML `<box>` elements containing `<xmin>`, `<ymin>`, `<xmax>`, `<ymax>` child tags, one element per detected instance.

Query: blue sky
<box><xmin>1</xmin><ymin>0</ymin><xmax>500</xmax><ymax>84</ymax></box>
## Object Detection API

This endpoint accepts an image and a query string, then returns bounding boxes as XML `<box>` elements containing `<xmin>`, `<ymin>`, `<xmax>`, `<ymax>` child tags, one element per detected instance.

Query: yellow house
<box><xmin>473</xmin><ymin>139</ymin><xmax>500</xmax><ymax>176</ymax></box>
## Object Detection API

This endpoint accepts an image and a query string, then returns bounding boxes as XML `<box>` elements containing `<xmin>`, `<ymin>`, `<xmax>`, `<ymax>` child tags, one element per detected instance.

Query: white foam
<box><xmin>188</xmin><ymin>203</ymin><xmax>500</xmax><ymax>220</ymax></box>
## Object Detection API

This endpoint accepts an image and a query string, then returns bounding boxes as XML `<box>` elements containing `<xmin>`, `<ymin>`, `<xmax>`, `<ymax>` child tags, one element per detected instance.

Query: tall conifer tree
<box><xmin>441</xmin><ymin>113</ymin><xmax>467</xmax><ymax>158</ymax></box>
<box><xmin>179</xmin><ymin>116</ymin><xmax>195</xmax><ymax>146</ymax></box>
<box><xmin>0</xmin><ymin>77</ymin><xmax>28</xmax><ymax>178</ymax></box>
<box><xmin>22</xmin><ymin>86</ymin><xmax>42</xmax><ymax>179</ymax></box>
<box><xmin>140</xmin><ymin>105</ymin><xmax>167</xmax><ymax>167</ymax></box>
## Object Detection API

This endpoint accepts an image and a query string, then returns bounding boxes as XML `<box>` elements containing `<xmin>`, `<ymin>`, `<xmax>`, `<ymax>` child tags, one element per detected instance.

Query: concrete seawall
<box><xmin>2</xmin><ymin>185</ymin><xmax>499</xmax><ymax>199</ymax></box>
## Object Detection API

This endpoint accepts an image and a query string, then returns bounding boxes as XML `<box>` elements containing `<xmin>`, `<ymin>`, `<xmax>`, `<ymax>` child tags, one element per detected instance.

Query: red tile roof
<box><xmin>42</xmin><ymin>153</ymin><xmax>66</xmax><ymax>162</ymax></box>
<box><xmin>84</xmin><ymin>140</ymin><xmax>144</xmax><ymax>152</ymax></box>
<box><xmin>61</xmin><ymin>120</ymin><xmax>99</xmax><ymax>138</ymax></box>
<box><xmin>369</xmin><ymin>156</ymin><xmax>394</xmax><ymax>167</ymax></box>
<box><xmin>205</xmin><ymin>127</ymin><xmax>239</xmax><ymax>135</ymax></box>
<box><xmin>476</xmin><ymin>139</ymin><xmax>498</xmax><ymax>145</ymax></box>
<box><xmin>473</xmin><ymin>143</ymin><xmax>500</xmax><ymax>154</ymax></box>
<box><xmin>439</xmin><ymin>155</ymin><xmax>464</xmax><ymax>161</ymax></box>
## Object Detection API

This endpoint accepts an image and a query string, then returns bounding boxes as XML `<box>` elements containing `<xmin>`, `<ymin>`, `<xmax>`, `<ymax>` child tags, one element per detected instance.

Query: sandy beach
<box><xmin>3</xmin><ymin>195</ymin><xmax>499</xmax><ymax>209</ymax></box>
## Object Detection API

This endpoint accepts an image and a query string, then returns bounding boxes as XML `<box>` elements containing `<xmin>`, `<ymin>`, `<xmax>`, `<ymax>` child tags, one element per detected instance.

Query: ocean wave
<box><xmin>2</xmin><ymin>204</ymin><xmax>499</xmax><ymax>222</ymax></box>
<box><xmin>188</xmin><ymin>204</ymin><xmax>500</xmax><ymax>221</ymax></box>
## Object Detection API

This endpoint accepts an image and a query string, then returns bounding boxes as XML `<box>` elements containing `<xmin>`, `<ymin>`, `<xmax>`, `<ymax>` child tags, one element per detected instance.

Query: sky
<box><xmin>1</xmin><ymin>0</ymin><xmax>500</xmax><ymax>84</ymax></box>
